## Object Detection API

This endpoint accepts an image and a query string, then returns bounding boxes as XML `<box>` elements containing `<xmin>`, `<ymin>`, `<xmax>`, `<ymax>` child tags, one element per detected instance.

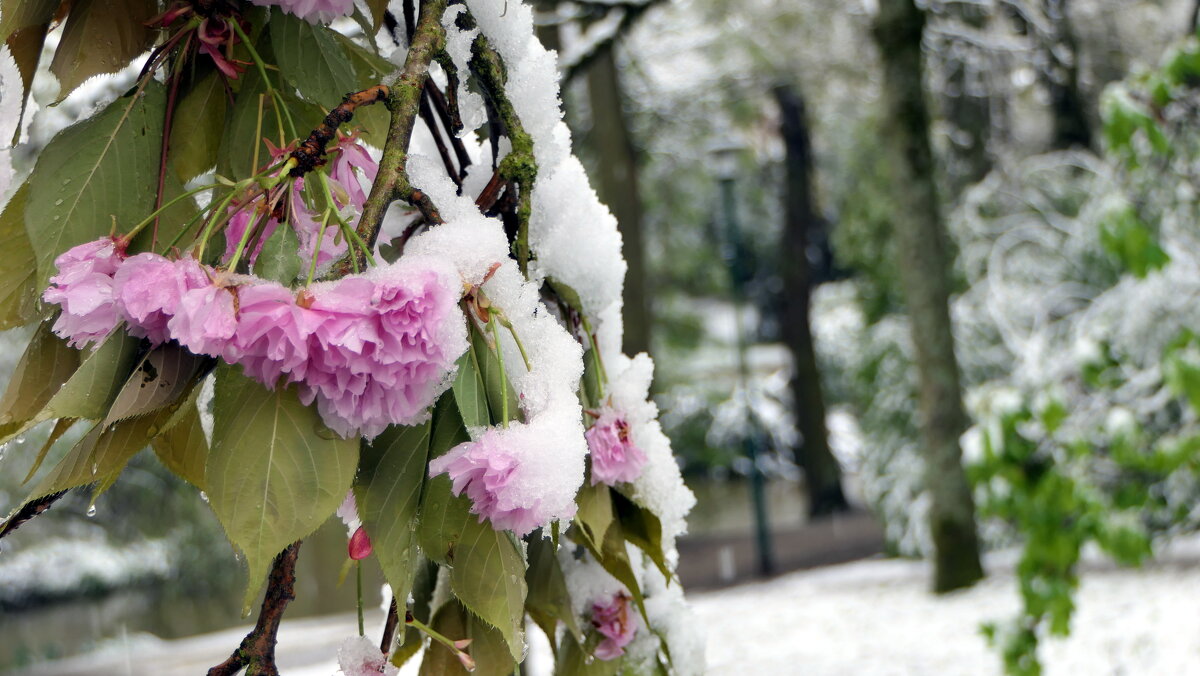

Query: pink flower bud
<box><xmin>348</xmin><ymin>526</ymin><xmax>372</xmax><ymax>560</ymax></box>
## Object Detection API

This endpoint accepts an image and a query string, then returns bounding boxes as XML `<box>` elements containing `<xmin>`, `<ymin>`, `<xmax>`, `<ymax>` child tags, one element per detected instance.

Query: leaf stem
<box><xmin>356</xmin><ymin>561</ymin><xmax>365</xmax><ymax>637</ymax></box>
<box><xmin>307</xmin><ymin>210</ymin><xmax>331</xmax><ymax>286</ymax></box>
<box><xmin>126</xmin><ymin>183</ymin><xmax>223</xmax><ymax>241</ymax></box>
<box><xmin>490</xmin><ymin>317</ymin><xmax>509</xmax><ymax>426</ymax></box>
<box><xmin>229</xmin><ymin>18</ymin><xmax>297</xmax><ymax>141</ymax></box>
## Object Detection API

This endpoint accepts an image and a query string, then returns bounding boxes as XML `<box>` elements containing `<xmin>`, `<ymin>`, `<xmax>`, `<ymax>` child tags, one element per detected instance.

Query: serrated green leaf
<box><xmin>363</xmin><ymin>0</ymin><xmax>389</xmax><ymax>32</ymax></box>
<box><xmin>574</xmin><ymin>481</ymin><xmax>614</xmax><ymax>552</ymax></box>
<box><xmin>270</xmin><ymin>8</ymin><xmax>357</xmax><ymax>108</ymax></box>
<box><xmin>26</xmin><ymin>81</ymin><xmax>169</xmax><ymax>293</ymax></box>
<box><xmin>255</xmin><ymin>219</ymin><xmax>302</xmax><ymax>284</ymax></box>
<box><xmin>21</xmin><ymin>417</ymin><xmax>78</xmax><ymax>484</ymax></box>
<box><xmin>356</xmin><ymin>420</ymin><xmax>431</xmax><ymax>621</ymax></box>
<box><xmin>418</xmin><ymin>395</ymin><xmax>471</xmax><ymax>563</ymax></box>
<box><xmin>170</xmin><ymin>69</ymin><xmax>228</xmax><ymax>181</ymax></box>
<box><xmin>104</xmin><ymin>343</ymin><xmax>210</xmax><ymax>426</ymax></box>
<box><xmin>0</xmin><ymin>330</ymin><xmax>139</xmax><ymax>446</ymax></box>
<box><xmin>0</xmin><ymin>320</ymin><xmax>78</xmax><ymax>434</ymax></box>
<box><xmin>452</xmin><ymin>349</ymin><xmax>489</xmax><ymax>429</ymax></box>
<box><xmin>206</xmin><ymin>365</ymin><xmax>359</xmax><ymax>612</ymax></box>
<box><xmin>451</xmin><ymin>515</ymin><xmax>527</xmax><ymax>661</ymax></box>
<box><xmin>0</xmin><ymin>184</ymin><xmax>41</xmax><ymax>329</ymax></box>
<box><xmin>526</xmin><ymin>532</ymin><xmax>583</xmax><ymax>647</ymax></box>
<box><xmin>217</xmin><ymin>61</ymin><xmax>273</xmax><ymax>180</ymax></box>
<box><xmin>49</xmin><ymin>0</ymin><xmax>155</xmax><ymax>103</ymax></box>
<box><xmin>152</xmin><ymin>398</ymin><xmax>208</xmax><ymax>489</ymax></box>
<box><xmin>570</xmin><ymin>511</ymin><xmax>648</xmax><ymax>622</ymax></box>
<box><xmin>2</xmin><ymin>0</ymin><xmax>57</xmax><ymax>144</ymax></box>
<box><xmin>420</xmin><ymin>599</ymin><xmax>515</xmax><ymax>676</ymax></box>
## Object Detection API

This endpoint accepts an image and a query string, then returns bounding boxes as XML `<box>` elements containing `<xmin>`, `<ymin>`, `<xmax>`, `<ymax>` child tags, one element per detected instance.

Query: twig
<box><xmin>208</xmin><ymin>542</ymin><xmax>302</xmax><ymax>676</ymax></box>
<box><xmin>290</xmin><ymin>85</ymin><xmax>391</xmax><ymax>177</ymax></box>
<box><xmin>0</xmin><ymin>491</ymin><xmax>66</xmax><ymax>540</ymax></box>
<box><xmin>380</xmin><ymin>596</ymin><xmax>401</xmax><ymax>653</ymax></box>
<box><xmin>418</xmin><ymin>89</ymin><xmax>462</xmax><ymax>187</ymax></box>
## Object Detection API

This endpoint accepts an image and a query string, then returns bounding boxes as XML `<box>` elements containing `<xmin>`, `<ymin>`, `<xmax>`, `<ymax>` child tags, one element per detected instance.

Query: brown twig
<box><xmin>380</xmin><ymin>596</ymin><xmax>401</xmax><ymax>653</ymax></box>
<box><xmin>418</xmin><ymin>90</ymin><xmax>462</xmax><ymax>188</ymax></box>
<box><xmin>208</xmin><ymin>542</ymin><xmax>302</xmax><ymax>676</ymax></box>
<box><xmin>0</xmin><ymin>491</ymin><xmax>66</xmax><ymax>540</ymax></box>
<box><xmin>290</xmin><ymin>85</ymin><xmax>391</xmax><ymax>177</ymax></box>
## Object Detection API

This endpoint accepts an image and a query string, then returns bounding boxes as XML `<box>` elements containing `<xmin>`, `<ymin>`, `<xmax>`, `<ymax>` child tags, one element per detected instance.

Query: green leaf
<box><xmin>48</xmin><ymin>0</ymin><xmax>155</xmax><ymax>103</ymax></box>
<box><xmin>613</xmin><ymin>490</ymin><xmax>670</xmax><ymax>582</ymax></box>
<box><xmin>417</xmin><ymin>395</ymin><xmax>472</xmax><ymax>563</ymax></box>
<box><xmin>0</xmin><ymin>184</ymin><xmax>41</xmax><ymax>329</ymax></box>
<box><xmin>151</xmin><ymin>398</ymin><xmax>208</xmax><ymax>490</ymax></box>
<box><xmin>574</xmin><ymin>481</ymin><xmax>614</xmax><ymax>552</ymax></box>
<box><xmin>556</xmin><ymin>632</ymin><xmax>620</xmax><ymax>676</ymax></box>
<box><xmin>206</xmin><ymin>366</ymin><xmax>359</xmax><ymax>612</ymax></box>
<box><xmin>26</xmin><ymin>81</ymin><xmax>169</xmax><ymax>293</ymax></box>
<box><xmin>170</xmin><ymin>69</ymin><xmax>228</xmax><ymax>181</ymax></box>
<box><xmin>0</xmin><ymin>330</ymin><xmax>140</xmax><ymax>446</ymax></box>
<box><xmin>526</xmin><ymin>532</ymin><xmax>583</xmax><ymax>647</ymax></box>
<box><xmin>21</xmin><ymin>417</ymin><xmax>78</xmax><ymax>485</ymax></box>
<box><xmin>363</xmin><ymin>0</ymin><xmax>390</xmax><ymax>32</ymax></box>
<box><xmin>0</xmin><ymin>320</ymin><xmax>78</xmax><ymax>436</ymax></box>
<box><xmin>450</xmin><ymin>515</ymin><xmax>528</xmax><ymax>660</ymax></box>
<box><xmin>217</xmin><ymin>61</ymin><xmax>273</xmax><ymax>180</ymax></box>
<box><xmin>270</xmin><ymin>8</ymin><xmax>357</xmax><ymax>108</ymax></box>
<box><xmin>469</xmin><ymin>324</ymin><xmax>520</xmax><ymax>426</ymax></box>
<box><xmin>1</xmin><ymin>0</ymin><xmax>57</xmax><ymax>144</ymax></box>
<box><xmin>104</xmin><ymin>343</ymin><xmax>211</xmax><ymax>425</ymax></box>
<box><xmin>452</xmin><ymin>349</ymin><xmax>490</xmax><ymax>429</ymax></box>
<box><xmin>255</xmin><ymin>220</ymin><xmax>302</xmax><ymax>284</ymax></box>
<box><xmin>356</xmin><ymin>421</ymin><xmax>431</xmax><ymax>620</ymax></box>
<box><xmin>420</xmin><ymin>600</ymin><xmax>515</xmax><ymax>676</ymax></box>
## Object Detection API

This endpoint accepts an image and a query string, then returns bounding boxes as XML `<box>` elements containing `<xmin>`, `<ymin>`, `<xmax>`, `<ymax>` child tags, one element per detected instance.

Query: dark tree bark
<box><xmin>1041</xmin><ymin>0</ymin><xmax>1092</xmax><ymax>149</ymax></box>
<box><xmin>873</xmin><ymin>0</ymin><xmax>984</xmax><ymax>593</ymax></box>
<box><xmin>774</xmin><ymin>84</ymin><xmax>848</xmax><ymax>517</ymax></box>
<box><xmin>585</xmin><ymin>44</ymin><xmax>652</xmax><ymax>358</ymax></box>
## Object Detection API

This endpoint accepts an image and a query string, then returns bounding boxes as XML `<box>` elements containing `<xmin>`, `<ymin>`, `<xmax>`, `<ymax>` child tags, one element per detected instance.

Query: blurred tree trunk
<box><xmin>1041</xmin><ymin>0</ymin><xmax>1092</xmax><ymax>149</ymax></box>
<box><xmin>872</xmin><ymin>0</ymin><xmax>984</xmax><ymax>593</ymax></box>
<box><xmin>585</xmin><ymin>45</ymin><xmax>652</xmax><ymax>358</ymax></box>
<box><xmin>773</xmin><ymin>84</ymin><xmax>848</xmax><ymax>517</ymax></box>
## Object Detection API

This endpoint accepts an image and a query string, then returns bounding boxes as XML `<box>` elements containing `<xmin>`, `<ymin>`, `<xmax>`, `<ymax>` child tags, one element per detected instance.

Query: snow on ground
<box><xmin>11</xmin><ymin>537</ymin><xmax>1200</xmax><ymax>676</ymax></box>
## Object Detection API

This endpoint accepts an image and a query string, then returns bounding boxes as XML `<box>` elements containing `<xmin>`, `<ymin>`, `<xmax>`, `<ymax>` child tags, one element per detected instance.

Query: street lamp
<box><xmin>709</xmin><ymin>134</ymin><xmax>775</xmax><ymax>577</ymax></box>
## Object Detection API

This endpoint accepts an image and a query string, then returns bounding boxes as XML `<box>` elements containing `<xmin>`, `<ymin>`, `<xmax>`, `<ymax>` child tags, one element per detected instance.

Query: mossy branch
<box><xmin>343</xmin><ymin>0</ymin><xmax>449</xmax><ymax>276</ymax></box>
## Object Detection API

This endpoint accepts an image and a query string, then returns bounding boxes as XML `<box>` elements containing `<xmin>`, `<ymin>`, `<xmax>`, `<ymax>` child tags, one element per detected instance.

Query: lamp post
<box><xmin>710</xmin><ymin>136</ymin><xmax>775</xmax><ymax>577</ymax></box>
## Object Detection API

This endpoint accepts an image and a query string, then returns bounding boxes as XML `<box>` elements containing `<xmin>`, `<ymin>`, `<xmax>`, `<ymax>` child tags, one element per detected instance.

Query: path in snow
<box><xmin>11</xmin><ymin>538</ymin><xmax>1200</xmax><ymax>675</ymax></box>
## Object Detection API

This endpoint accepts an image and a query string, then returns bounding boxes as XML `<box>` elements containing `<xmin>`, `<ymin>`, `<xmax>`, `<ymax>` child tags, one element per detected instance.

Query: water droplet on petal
<box><xmin>199</xmin><ymin>491</ymin><xmax>209</xmax><ymax>503</ymax></box>
<box><xmin>86</xmin><ymin>505</ymin><xmax>97</xmax><ymax>518</ymax></box>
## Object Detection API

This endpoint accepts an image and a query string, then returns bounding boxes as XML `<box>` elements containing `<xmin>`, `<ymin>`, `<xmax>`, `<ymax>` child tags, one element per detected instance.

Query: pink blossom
<box><xmin>427</xmin><ymin>430</ymin><xmax>545</xmax><ymax>537</ymax></box>
<box><xmin>251</xmin><ymin>0</ymin><xmax>354</xmax><ymax>25</ymax></box>
<box><xmin>336</xmin><ymin>490</ymin><xmax>361</xmax><ymax>535</ymax></box>
<box><xmin>336</xmin><ymin>635</ymin><xmax>397</xmax><ymax>676</ymax></box>
<box><xmin>585</xmin><ymin>410</ymin><xmax>648</xmax><ymax>486</ymax></box>
<box><xmin>226</xmin><ymin>282</ymin><xmax>319</xmax><ymax>386</ymax></box>
<box><xmin>591</xmin><ymin>592</ymin><xmax>638</xmax><ymax>661</ymax></box>
<box><xmin>329</xmin><ymin>136</ymin><xmax>378</xmax><ymax>210</ymax></box>
<box><xmin>288</xmin><ymin>178</ymin><xmax>347</xmax><ymax>268</ymax></box>
<box><xmin>168</xmin><ymin>283</ymin><xmax>238</xmax><ymax>356</ymax></box>
<box><xmin>197</xmin><ymin>16</ymin><xmax>243</xmax><ymax>79</ymax></box>
<box><xmin>112</xmin><ymin>254</ymin><xmax>208</xmax><ymax>345</ymax></box>
<box><xmin>42</xmin><ymin>237</ymin><xmax>127</xmax><ymax>348</ymax></box>
<box><xmin>222</xmin><ymin>205</ymin><xmax>279</xmax><ymax>266</ymax></box>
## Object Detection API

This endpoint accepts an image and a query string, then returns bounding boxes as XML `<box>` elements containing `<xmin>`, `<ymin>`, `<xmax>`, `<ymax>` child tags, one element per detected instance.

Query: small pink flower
<box><xmin>112</xmin><ymin>254</ymin><xmax>208</xmax><ymax>345</ymax></box>
<box><xmin>428</xmin><ymin>429</ymin><xmax>545</xmax><ymax>537</ymax></box>
<box><xmin>585</xmin><ymin>410</ymin><xmax>647</xmax><ymax>486</ymax></box>
<box><xmin>329</xmin><ymin>136</ymin><xmax>378</xmax><ymax>210</ymax></box>
<box><xmin>591</xmin><ymin>592</ymin><xmax>637</xmax><ymax>661</ymax></box>
<box><xmin>251</xmin><ymin>0</ymin><xmax>355</xmax><ymax>25</ymax></box>
<box><xmin>288</xmin><ymin>178</ymin><xmax>347</xmax><ymax>268</ymax></box>
<box><xmin>42</xmin><ymin>237</ymin><xmax>127</xmax><ymax>348</ymax></box>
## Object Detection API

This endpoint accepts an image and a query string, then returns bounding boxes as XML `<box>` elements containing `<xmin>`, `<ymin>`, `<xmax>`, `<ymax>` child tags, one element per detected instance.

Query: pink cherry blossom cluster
<box><xmin>43</xmin><ymin>239</ymin><xmax>465</xmax><ymax>439</ymax></box>
<box><xmin>251</xmin><ymin>0</ymin><xmax>354</xmax><ymax>25</ymax></box>
<box><xmin>591</xmin><ymin>591</ymin><xmax>638</xmax><ymax>660</ymax></box>
<box><xmin>585</xmin><ymin>409</ymin><xmax>647</xmax><ymax>486</ymax></box>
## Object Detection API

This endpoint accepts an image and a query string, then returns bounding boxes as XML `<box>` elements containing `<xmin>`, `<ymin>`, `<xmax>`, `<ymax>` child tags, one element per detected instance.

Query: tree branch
<box><xmin>343</xmin><ymin>0</ymin><xmax>449</xmax><ymax>276</ymax></box>
<box><xmin>0</xmin><ymin>491</ymin><xmax>66</xmax><ymax>540</ymax></box>
<box><xmin>290</xmin><ymin>85</ymin><xmax>391</xmax><ymax>177</ymax></box>
<box><xmin>208</xmin><ymin>542</ymin><xmax>302</xmax><ymax>676</ymax></box>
